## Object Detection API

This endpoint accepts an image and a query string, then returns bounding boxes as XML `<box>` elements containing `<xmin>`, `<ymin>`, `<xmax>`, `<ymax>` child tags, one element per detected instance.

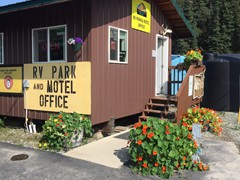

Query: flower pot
<box><xmin>71</xmin><ymin>129</ymin><xmax>84</xmax><ymax>147</ymax></box>
<box><xmin>72</xmin><ymin>43</ymin><xmax>82</xmax><ymax>51</ymax></box>
<box><xmin>191</xmin><ymin>60</ymin><xmax>202</xmax><ymax>67</ymax></box>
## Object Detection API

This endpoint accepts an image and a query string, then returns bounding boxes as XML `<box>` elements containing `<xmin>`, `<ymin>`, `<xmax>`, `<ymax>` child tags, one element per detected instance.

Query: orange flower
<box><xmin>162</xmin><ymin>166</ymin><xmax>166</xmax><ymax>173</ymax></box>
<box><xmin>198</xmin><ymin>162</ymin><xmax>203</xmax><ymax>170</ymax></box>
<box><xmin>143</xmin><ymin>125</ymin><xmax>148</xmax><ymax>129</ymax></box>
<box><xmin>154</xmin><ymin>163</ymin><xmax>159</xmax><ymax>167</ymax></box>
<box><xmin>182</xmin><ymin>122</ymin><xmax>188</xmax><ymax>127</ymax></box>
<box><xmin>142</xmin><ymin>129</ymin><xmax>147</xmax><ymax>135</ymax></box>
<box><xmin>165</xmin><ymin>131</ymin><xmax>170</xmax><ymax>135</ymax></box>
<box><xmin>176</xmin><ymin>137</ymin><xmax>180</xmax><ymax>141</ymax></box>
<box><xmin>165</xmin><ymin>125</ymin><xmax>169</xmax><ymax>130</ymax></box>
<box><xmin>147</xmin><ymin>132</ymin><xmax>154</xmax><ymax>139</ymax></box>
<box><xmin>134</xmin><ymin>122</ymin><xmax>142</xmax><ymax>129</ymax></box>
<box><xmin>137</xmin><ymin>140</ymin><xmax>142</xmax><ymax>145</ymax></box>
<box><xmin>138</xmin><ymin>157</ymin><xmax>143</xmax><ymax>161</ymax></box>
<box><xmin>194</xmin><ymin>140</ymin><xmax>198</xmax><ymax>148</ymax></box>
<box><xmin>183</xmin><ymin>156</ymin><xmax>187</xmax><ymax>161</ymax></box>
<box><xmin>59</xmin><ymin>114</ymin><xmax>62</xmax><ymax>119</ymax></box>
<box><xmin>134</xmin><ymin>123</ymin><xmax>138</xmax><ymax>129</ymax></box>
<box><xmin>203</xmin><ymin>165</ymin><xmax>209</xmax><ymax>171</ymax></box>
<box><xmin>142</xmin><ymin>163</ymin><xmax>148</xmax><ymax>168</ymax></box>
<box><xmin>56</xmin><ymin>123</ymin><xmax>60</xmax><ymax>127</ymax></box>
<box><xmin>59</xmin><ymin>120</ymin><xmax>63</xmax><ymax>123</ymax></box>
<box><xmin>194</xmin><ymin>160</ymin><xmax>197</xmax><ymax>164</ymax></box>
<box><xmin>187</xmin><ymin>133</ymin><xmax>192</xmax><ymax>139</ymax></box>
<box><xmin>188</xmin><ymin>126</ymin><xmax>192</xmax><ymax>131</ymax></box>
<box><xmin>153</xmin><ymin>151</ymin><xmax>157</xmax><ymax>156</ymax></box>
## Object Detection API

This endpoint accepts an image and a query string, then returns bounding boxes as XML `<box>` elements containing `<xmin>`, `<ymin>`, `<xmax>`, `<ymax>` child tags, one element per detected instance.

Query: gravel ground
<box><xmin>219</xmin><ymin>111</ymin><xmax>240</xmax><ymax>151</ymax></box>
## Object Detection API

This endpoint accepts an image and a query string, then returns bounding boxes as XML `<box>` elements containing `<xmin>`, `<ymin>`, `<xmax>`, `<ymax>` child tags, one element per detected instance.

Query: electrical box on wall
<box><xmin>152</xmin><ymin>50</ymin><xmax>156</xmax><ymax>58</ymax></box>
<box><xmin>23</xmin><ymin>80</ymin><xmax>30</xmax><ymax>88</ymax></box>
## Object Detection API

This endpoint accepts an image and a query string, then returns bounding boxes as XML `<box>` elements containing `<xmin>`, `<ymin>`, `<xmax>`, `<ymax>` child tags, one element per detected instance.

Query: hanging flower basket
<box><xmin>68</xmin><ymin>37</ymin><xmax>84</xmax><ymax>52</ymax></box>
<box><xmin>71</xmin><ymin>43</ymin><xmax>82</xmax><ymax>51</ymax></box>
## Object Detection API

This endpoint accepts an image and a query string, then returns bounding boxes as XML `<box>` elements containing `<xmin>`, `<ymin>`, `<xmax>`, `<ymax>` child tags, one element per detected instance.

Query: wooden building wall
<box><xmin>0</xmin><ymin>0</ymin><xmax>91</xmax><ymax>120</ymax></box>
<box><xmin>90</xmin><ymin>0</ymin><xmax>172</xmax><ymax>124</ymax></box>
<box><xmin>0</xmin><ymin>0</ymin><xmax>172</xmax><ymax>125</ymax></box>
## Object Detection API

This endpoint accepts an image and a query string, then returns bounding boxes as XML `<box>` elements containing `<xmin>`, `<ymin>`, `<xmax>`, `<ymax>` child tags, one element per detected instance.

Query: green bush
<box><xmin>128</xmin><ymin>118</ymin><xmax>208</xmax><ymax>178</ymax></box>
<box><xmin>39</xmin><ymin>112</ymin><xmax>93</xmax><ymax>151</ymax></box>
<box><xmin>0</xmin><ymin>118</ymin><xmax>4</xmax><ymax>127</ymax></box>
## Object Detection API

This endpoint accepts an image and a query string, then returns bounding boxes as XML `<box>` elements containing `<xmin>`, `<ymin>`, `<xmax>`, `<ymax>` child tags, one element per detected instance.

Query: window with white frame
<box><xmin>0</xmin><ymin>33</ymin><xmax>3</xmax><ymax>64</ymax></box>
<box><xmin>32</xmin><ymin>25</ymin><xmax>66</xmax><ymax>62</ymax></box>
<box><xmin>109</xmin><ymin>26</ymin><xmax>128</xmax><ymax>63</ymax></box>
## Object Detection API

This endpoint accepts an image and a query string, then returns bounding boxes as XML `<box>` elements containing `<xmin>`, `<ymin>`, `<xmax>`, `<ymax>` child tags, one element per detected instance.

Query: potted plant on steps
<box><xmin>184</xmin><ymin>49</ymin><xmax>203</xmax><ymax>69</ymax></box>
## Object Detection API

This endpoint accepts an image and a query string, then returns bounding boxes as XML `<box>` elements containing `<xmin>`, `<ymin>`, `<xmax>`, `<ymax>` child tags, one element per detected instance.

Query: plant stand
<box><xmin>71</xmin><ymin>129</ymin><xmax>84</xmax><ymax>147</ymax></box>
<box><xmin>191</xmin><ymin>60</ymin><xmax>202</xmax><ymax>67</ymax></box>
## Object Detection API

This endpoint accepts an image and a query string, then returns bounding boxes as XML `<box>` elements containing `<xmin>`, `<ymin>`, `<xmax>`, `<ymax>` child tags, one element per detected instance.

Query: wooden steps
<box><xmin>139</xmin><ymin>95</ymin><xmax>177</xmax><ymax>121</ymax></box>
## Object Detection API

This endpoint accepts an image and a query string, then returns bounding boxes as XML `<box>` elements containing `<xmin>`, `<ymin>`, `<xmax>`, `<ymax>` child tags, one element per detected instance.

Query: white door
<box><xmin>155</xmin><ymin>35</ymin><xmax>169</xmax><ymax>95</ymax></box>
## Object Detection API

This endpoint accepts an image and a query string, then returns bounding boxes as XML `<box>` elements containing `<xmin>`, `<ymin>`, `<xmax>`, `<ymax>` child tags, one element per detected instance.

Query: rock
<box><xmin>114</xmin><ymin>126</ymin><xmax>128</xmax><ymax>132</ymax></box>
<box><xmin>93</xmin><ymin>131</ymin><xmax>103</xmax><ymax>140</ymax></box>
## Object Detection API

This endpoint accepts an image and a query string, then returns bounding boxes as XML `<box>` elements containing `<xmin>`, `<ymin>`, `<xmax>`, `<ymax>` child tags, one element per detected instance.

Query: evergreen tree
<box><xmin>192</xmin><ymin>0</ymin><xmax>210</xmax><ymax>51</ymax></box>
<box><xmin>173</xmin><ymin>0</ymin><xmax>197</xmax><ymax>55</ymax></box>
<box><xmin>208</xmin><ymin>0</ymin><xmax>222</xmax><ymax>53</ymax></box>
<box><xmin>174</xmin><ymin>0</ymin><xmax>237</xmax><ymax>54</ymax></box>
<box><xmin>219</xmin><ymin>0</ymin><xmax>234</xmax><ymax>53</ymax></box>
<box><xmin>232</xmin><ymin>0</ymin><xmax>240</xmax><ymax>53</ymax></box>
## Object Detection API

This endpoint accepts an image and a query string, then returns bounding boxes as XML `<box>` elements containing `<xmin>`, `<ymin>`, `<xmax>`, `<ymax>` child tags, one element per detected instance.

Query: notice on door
<box><xmin>24</xmin><ymin>62</ymin><xmax>91</xmax><ymax>114</ymax></box>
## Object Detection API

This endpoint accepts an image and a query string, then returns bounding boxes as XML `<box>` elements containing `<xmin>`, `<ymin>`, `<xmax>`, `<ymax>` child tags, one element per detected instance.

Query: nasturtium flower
<box><xmin>154</xmin><ymin>163</ymin><xmax>159</xmax><ymax>167</ymax></box>
<box><xmin>153</xmin><ymin>151</ymin><xmax>157</xmax><ymax>156</ymax></box>
<box><xmin>142</xmin><ymin>163</ymin><xmax>148</xmax><ymax>168</ymax></box>
<box><xmin>137</xmin><ymin>140</ymin><xmax>142</xmax><ymax>145</ymax></box>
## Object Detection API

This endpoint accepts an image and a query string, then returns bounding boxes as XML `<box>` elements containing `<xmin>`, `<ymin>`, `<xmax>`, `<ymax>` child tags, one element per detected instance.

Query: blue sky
<box><xmin>0</xmin><ymin>0</ymin><xmax>26</xmax><ymax>6</ymax></box>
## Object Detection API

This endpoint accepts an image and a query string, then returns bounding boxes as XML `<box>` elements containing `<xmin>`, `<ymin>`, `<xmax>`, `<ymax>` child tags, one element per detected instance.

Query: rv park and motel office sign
<box><xmin>24</xmin><ymin>62</ymin><xmax>91</xmax><ymax>115</ymax></box>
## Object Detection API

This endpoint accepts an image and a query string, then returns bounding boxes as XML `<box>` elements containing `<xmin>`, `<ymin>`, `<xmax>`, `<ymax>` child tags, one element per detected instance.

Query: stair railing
<box><xmin>168</xmin><ymin>65</ymin><xmax>187</xmax><ymax>96</ymax></box>
<box><xmin>175</xmin><ymin>65</ymin><xmax>206</xmax><ymax>123</ymax></box>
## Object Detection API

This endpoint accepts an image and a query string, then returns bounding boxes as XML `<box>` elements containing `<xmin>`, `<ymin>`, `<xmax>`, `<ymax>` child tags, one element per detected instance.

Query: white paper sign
<box><xmin>188</xmin><ymin>75</ymin><xmax>193</xmax><ymax>96</ymax></box>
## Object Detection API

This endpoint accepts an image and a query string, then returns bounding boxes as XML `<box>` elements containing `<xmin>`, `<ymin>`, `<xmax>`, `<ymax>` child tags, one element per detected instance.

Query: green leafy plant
<box><xmin>184</xmin><ymin>49</ymin><xmax>203</xmax><ymax>68</ymax></box>
<box><xmin>128</xmin><ymin>118</ymin><xmax>208</xmax><ymax>178</ymax></box>
<box><xmin>0</xmin><ymin>117</ymin><xmax>4</xmax><ymax>127</ymax></box>
<box><xmin>39</xmin><ymin>111</ymin><xmax>93</xmax><ymax>151</ymax></box>
<box><xmin>181</xmin><ymin>107</ymin><xmax>223</xmax><ymax>136</ymax></box>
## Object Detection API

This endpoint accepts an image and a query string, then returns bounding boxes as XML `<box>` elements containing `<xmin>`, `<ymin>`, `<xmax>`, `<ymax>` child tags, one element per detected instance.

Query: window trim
<box><xmin>108</xmin><ymin>26</ymin><xmax>128</xmax><ymax>64</ymax></box>
<box><xmin>0</xmin><ymin>33</ymin><xmax>4</xmax><ymax>65</ymax></box>
<box><xmin>32</xmin><ymin>24</ymin><xmax>67</xmax><ymax>63</ymax></box>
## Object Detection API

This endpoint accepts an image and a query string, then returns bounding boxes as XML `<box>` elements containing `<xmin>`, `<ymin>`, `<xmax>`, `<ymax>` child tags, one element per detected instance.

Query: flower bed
<box><xmin>128</xmin><ymin>118</ymin><xmax>209</xmax><ymax>178</ymax></box>
<box><xmin>39</xmin><ymin>112</ymin><xmax>93</xmax><ymax>151</ymax></box>
<box><xmin>181</xmin><ymin>107</ymin><xmax>223</xmax><ymax>136</ymax></box>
